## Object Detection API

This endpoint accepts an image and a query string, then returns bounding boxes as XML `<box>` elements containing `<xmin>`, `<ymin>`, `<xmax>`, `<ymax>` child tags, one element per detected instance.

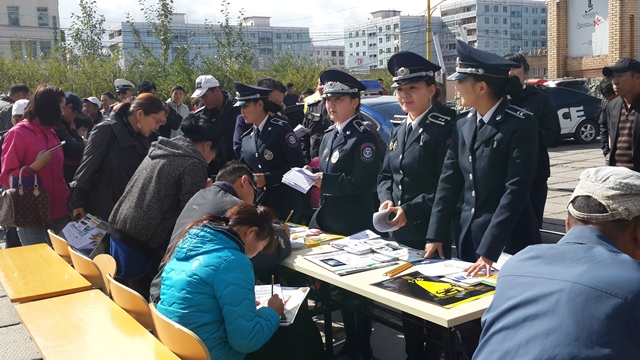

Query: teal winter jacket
<box><xmin>157</xmin><ymin>223</ymin><xmax>280</xmax><ymax>359</ymax></box>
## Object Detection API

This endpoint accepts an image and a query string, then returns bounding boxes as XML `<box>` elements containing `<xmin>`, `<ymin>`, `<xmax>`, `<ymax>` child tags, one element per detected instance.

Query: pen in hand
<box><xmin>271</xmin><ymin>274</ymin><xmax>274</xmax><ymax>296</ymax></box>
<box><xmin>284</xmin><ymin>210</ymin><xmax>294</xmax><ymax>224</ymax></box>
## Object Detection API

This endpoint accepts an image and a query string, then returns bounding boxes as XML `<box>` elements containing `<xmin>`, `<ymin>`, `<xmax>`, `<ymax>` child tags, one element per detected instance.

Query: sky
<box><xmin>57</xmin><ymin>0</ymin><xmax>456</xmax><ymax>45</ymax></box>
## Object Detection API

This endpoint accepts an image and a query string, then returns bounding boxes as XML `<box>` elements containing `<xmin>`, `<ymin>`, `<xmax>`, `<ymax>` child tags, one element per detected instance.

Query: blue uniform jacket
<box><xmin>157</xmin><ymin>224</ymin><xmax>280</xmax><ymax>359</ymax></box>
<box><xmin>474</xmin><ymin>226</ymin><xmax>640</xmax><ymax>359</ymax></box>
<box><xmin>427</xmin><ymin>98</ymin><xmax>540</xmax><ymax>261</ymax></box>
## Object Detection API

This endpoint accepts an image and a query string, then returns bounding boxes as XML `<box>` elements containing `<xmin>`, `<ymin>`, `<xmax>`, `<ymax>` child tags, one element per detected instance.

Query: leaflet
<box><xmin>282</xmin><ymin>167</ymin><xmax>319</xmax><ymax>193</ymax></box>
<box><xmin>255</xmin><ymin>285</ymin><xmax>310</xmax><ymax>326</ymax></box>
<box><xmin>372</xmin><ymin>210</ymin><xmax>396</xmax><ymax>232</ymax></box>
<box><xmin>61</xmin><ymin>213</ymin><xmax>108</xmax><ymax>251</ymax></box>
<box><xmin>293</xmin><ymin>124</ymin><xmax>311</xmax><ymax>138</ymax></box>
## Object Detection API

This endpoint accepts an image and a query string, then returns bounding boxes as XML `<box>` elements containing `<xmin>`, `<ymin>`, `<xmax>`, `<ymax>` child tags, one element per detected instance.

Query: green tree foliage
<box><xmin>68</xmin><ymin>0</ymin><xmax>106</xmax><ymax>58</ymax></box>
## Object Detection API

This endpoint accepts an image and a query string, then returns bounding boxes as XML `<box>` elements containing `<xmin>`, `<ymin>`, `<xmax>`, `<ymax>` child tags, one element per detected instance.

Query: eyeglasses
<box><xmin>148</xmin><ymin>114</ymin><xmax>165</xmax><ymax>125</ymax></box>
<box><xmin>249</xmin><ymin>178</ymin><xmax>265</xmax><ymax>206</ymax></box>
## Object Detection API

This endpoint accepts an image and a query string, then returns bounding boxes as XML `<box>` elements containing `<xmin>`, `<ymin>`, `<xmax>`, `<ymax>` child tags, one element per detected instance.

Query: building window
<box><xmin>533</xmin><ymin>19</ymin><xmax>538</xmax><ymax>25</ymax></box>
<box><xmin>7</xmin><ymin>6</ymin><xmax>19</xmax><ymax>26</ymax></box>
<box><xmin>37</xmin><ymin>7</ymin><xmax>48</xmax><ymax>27</ymax></box>
<box><xmin>525</xmin><ymin>18</ymin><xmax>529</xmax><ymax>24</ymax></box>
<box><xmin>541</xmin><ymin>30</ymin><xmax>546</xmax><ymax>36</ymax></box>
<box><xmin>331</xmin><ymin>51</ymin><xmax>336</xmax><ymax>56</ymax></box>
<box><xmin>503</xmin><ymin>6</ymin><xmax>507</xmax><ymax>12</ymax></box>
<box><xmin>356</xmin><ymin>41</ymin><xmax>359</xmax><ymax>47</ymax></box>
<box><xmin>542</xmin><ymin>19</ymin><xmax>547</xmax><ymax>25</ymax></box>
<box><xmin>532</xmin><ymin>41</ymin><xmax>538</xmax><ymax>47</ymax></box>
<box><xmin>339</xmin><ymin>59</ymin><xmax>344</xmax><ymax>65</ymax></box>
<box><xmin>378</xmin><ymin>38</ymin><xmax>383</xmax><ymax>44</ymax></box>
<box><xmin>276</xmin><ymin>33</ymin><xmax>281</xmax><ymax>39</ymax></box>
<box><xmin>532</xmin><ymin>30</ymin><xmax>538</xmax><ymax>36</ymax></box>
<box><xmin>503</xmin><ymin>41</ymin><xmax>508</xmax><ymax>47</ymax></box>
<box><xmin>363</xmin><ymin>51</ymin><xmax>366</xmax><ymax>56</ymax></box>
<box><xmin>393</xmin><ymin>23</ymin><xmax>399</xmax><ymax>31</ymax></box>
<box><xmin>484</xmin><ymin>5</ymin><xmax>489</xmax><ymax>12</ymax></box>
<box><xmin>379</xmin><ymin>60</ymin><xmax>384</xmax><ymax>66</ymax></box>
<box><xmin>356</xmin><ymin>52</ymin><xmax>359</xmax><ymax>56</ymax></box>
<box><xmin>386</xmin><ymin>47</ymin><xmax>391</xmax><ymax>53</ymax></box>
<box><xmin>503</xmin><ymin>30</ymin><xmax>508</xmax><ymax>35</ymax></box>
<box><xmin>524</xmin><ymin>41</ymin><xmax>529</xmax><ymax>47</ymax></box>
<box><xmin>533</xmin><ymin>7</ymin><xmax>538</xmax><ymax>14</ymax></box>
<box><xmin>494</xmin><ymin>17</ymin><xmax>498</xmax><ymax>24</ymax></box>
<box><xmin>349</xmin><ymin>43</ymin><xmax>353</xmax><ymax>48</ymax></box>
<box><xmin>386</xmin><ymin>25</ymin><xmax>391</xmax><ymax>31</ymax></box>
<box><xmin>362</xmin><ymin>30</ymin><xmax>366</xmax><ymax>36</ymax></box>
<box><xmin>484</xmin><ymin>29</ymin><xmax>489</xmax><ymax>35</ymax></box>
<box><xmin>146</xmin><ymin>29</ymin><xmax>153</xmax><ymax>37</ymax></box>
<box><xmin>40</xmin><ymin>40</ymin><xmax>51</xmax><ymax>55</ymax></box>
<box><xmin>524</xmin><ymin>7</ymin><xmax>528</xmax><ymax>13</ymax></box>
<box><xmin>542</xmin><ymin>41</ymin><xmax>546</xmax><ymax>47</ymax></box>
<box><xmin>493</xmin><ymin>41</ymin><xmax>498</xmax><ymax>48</ymax></box>
<box><xmin>542</xmin><ymin>8</ymin><xmax>546</xmax><ymax>14</ymax></box>
<box><xmin>494</xmin><ymin>5</ymin><xmax>498</xmax><ymax>12</ymax></box>
<box><xmin>533</xmin><ymin>68</ymin><xmax>541</xmax><ymax>76</ymax></box>
<box><xmin>379</xmin><ymin>48</ymin><xmax>384</xmax><ymax>55</ymax></box>
<box><xmin>339</xmin><ymin>51</ymin><xmax>343</xmax><ymax>56</ymax></box>
<box><xmin>484</xmin><ymin>41</ymin><xmax>489</xmax><ymax>47</ymax></box>
<box><xmin>297</xmin><ymin>33</ymin><xmax>302</xmax><ymax>39</ymax></box>
<box><xmin>286</xmin><ymin>33</ymin><xmax>292</xmax><ymax>40</ymax></box>
<box><xmin>378</xmin><ymin>26</ymin><xmax>382</xmax><ymax>32</ymax></box>
<box><xmin>503</xmin><ymin>18</ymin><xmax>507</xmax><ymax>24</ymax></box>
<box><xmin>524</xmin><ymin>30</ymin><xmax>529</xmax><ymax>35</ymax></box>
<box><xmin>363</xmin><ymin>41</ymin><xmax>366</xmax><ymax>46</ymax></box>
<box><xmin>484</xmin><ymin>17</ymin><xmax>489</xmax><ymax>24</ymax></box>
<box><xmin>349</xmin><ymin>32</ymin><xmax>352</xmax><ymax>38</ymax></box>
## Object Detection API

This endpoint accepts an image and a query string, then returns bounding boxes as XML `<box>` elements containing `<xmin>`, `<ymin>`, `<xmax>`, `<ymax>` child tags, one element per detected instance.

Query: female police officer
<box><xmin>308</xmin><ymin>69</ymin><xmax>382</xmax><ymax>236</ymax></box>
<box><xmin>237</xmin><ymin>82</ymin><xmax>306</xmax><ymax>220</ymax></box>
<box><xmin>424</xmin><ymin>40</ymin><xmax>541</xmax><ymax>276</ymax></box>
<box><xmin>378</xmin><ymin>51</ymin><xmax>454</xmax><ymax>251</ymax></box>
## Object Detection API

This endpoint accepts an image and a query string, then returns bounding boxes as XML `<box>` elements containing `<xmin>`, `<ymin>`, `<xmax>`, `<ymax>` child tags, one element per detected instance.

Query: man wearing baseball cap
<box><xmin>188</xmin><ymin>75</ymin><xmax>241</xmax><ymax>176</ymax></box>
<box><xmin>475</xmin><ymin>166</ymin><xmax>640</xmax><ymax>359</ymax></box>
<box><xmin>600</xmin><ymin>58</ymin><xmax>640</xmax><ymax>171</ymax></box>
<box><xmin>83</xmin><ymin>97</ymin><xmax>103</xmax><ymax>125</ymax></box>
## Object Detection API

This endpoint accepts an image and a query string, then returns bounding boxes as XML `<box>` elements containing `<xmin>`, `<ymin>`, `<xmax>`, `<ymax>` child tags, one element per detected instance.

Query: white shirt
<box><xmin>478</xmin><ymin>98</ymin><xmax>504</xmax><ymax>125</ymax></box>
<box><xmin>255</xmin><ymin>115</ymin><xmax>269</xmax><ymax>133</ymax></box>
<box><xmin>336</xmin><ymin>115</ymin><xmax>357</xmax><ymax>134</ymax></box>
<box><xmin>407</xmin><ymin>106</ymin><xmax>432</xmax><ymax>130</ymax></box>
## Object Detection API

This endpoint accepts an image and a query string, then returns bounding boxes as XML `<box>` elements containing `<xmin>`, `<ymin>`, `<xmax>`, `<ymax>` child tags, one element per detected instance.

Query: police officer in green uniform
<box><xmin>378</xmin><ymin>51</ymin><xmax>454</xmax><ymax>251</ymax></box>
<box><xmin>308</xmin><ymin>70</ymin><xmax>383</xmax><ymax>236</ymax></box>
<box><xmin>424</xmin><ymin>40</ymin><xmax>541</xmax><ymax>277</ymax></box>
<box><xmin>237</xmin><ymin>82</ymin><xmax>306</xmax><ymax>221</ymax></box>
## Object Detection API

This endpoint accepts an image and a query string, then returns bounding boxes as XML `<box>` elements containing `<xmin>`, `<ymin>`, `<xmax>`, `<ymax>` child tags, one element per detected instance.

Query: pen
<box><xmin>271</xmin><ymin>275</ymin><xmax>274</xmax><ymax>297</ymax></box>
<box><xmin>385</xmin><ymin>263</ymin><xmax>413</xmax><ymax>277</ymax></box>
<box><xmin>284</xmin><ymin>210</ymin><xmax>294</xmax><ymax>224</ymax></box>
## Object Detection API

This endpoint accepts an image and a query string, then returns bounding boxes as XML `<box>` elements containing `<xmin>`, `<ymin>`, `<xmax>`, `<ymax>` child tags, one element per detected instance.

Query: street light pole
<box><xmin>427</xmin><ymin>0</ymin><xmax>446</xmax><ymax>61</ymax></box>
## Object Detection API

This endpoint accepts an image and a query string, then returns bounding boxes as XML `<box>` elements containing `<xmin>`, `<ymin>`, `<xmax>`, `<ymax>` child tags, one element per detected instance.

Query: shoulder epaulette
<box><xmin>505</xmin><ymin>105</ymin><xmax>531</xmax><ymax>119</ymax></box>
<box><xmin>306</xmin><ymin>98</ymin><xmax>321</xmax><ymax>106</ymax></box>
<box><xmin>427</xmin><ymin>113</ymin><xmax>450</xmax><ymax>125</ymax></box>
<box><xmin>352</xmin><ymin>120</ymin><xmax>368</xmax><ymax>133</ymax></box>
<box><xmin>390</xmin><ymin>115</ymin><xmax>408</xmax><ymax>125</ymax></box>
<box><xmin>324</xmin><ymin>124</ymin><xmax>337</xmax><ymax>133</ymax></box>
<box><xmin>269</xmin><ymin>117</ymin><xmax>288</xmax><ymax>126</ymax></box>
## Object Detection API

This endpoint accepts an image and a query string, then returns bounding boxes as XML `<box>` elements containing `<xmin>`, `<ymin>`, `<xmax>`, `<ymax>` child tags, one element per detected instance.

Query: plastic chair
<box><xmin>106</xmin><ymin>274</ymin><xmax>156</xmax><ymax>333</ymax></box>
<box><xmin>149</xmin><ymin>303</ymin><xmax>212</xmax><ymax>360</ymax></box>
<box><xmin>94</xmin><ymin>254</ymin><xmax>117</xmax><ymax>295</ymax></box>
<box><xmin>47</xmin><ymin>229</ymin><xmax>72</xmax><ymax>265</ymax></box>
<box><xmin>68</xmin><ymin>247</ymin><xmax>114</xmax><ymax>296</ymax></box>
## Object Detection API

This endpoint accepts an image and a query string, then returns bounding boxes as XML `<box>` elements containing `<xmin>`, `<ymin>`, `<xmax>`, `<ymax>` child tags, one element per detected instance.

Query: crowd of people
<box><xmin>2</xmin><ymin>38</ymin><xmax>640</xmax><ymax>360</ymax></box>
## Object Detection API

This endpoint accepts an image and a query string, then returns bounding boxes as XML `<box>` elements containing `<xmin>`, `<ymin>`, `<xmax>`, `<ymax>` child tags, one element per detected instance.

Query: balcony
<box><xmin>441</xmin><ymin>11</ymin><xmax>477</xmax><ymax>23</ymax></box>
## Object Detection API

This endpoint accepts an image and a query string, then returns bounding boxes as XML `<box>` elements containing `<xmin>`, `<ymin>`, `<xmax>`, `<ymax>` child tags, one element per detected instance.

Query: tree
<box><xmin>68</xmin><ymin>0</ymin><xmax>106</xmax><ymax>57</ymax></box>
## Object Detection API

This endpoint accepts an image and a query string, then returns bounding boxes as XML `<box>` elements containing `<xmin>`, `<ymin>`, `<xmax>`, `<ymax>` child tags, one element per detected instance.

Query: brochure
<box><xmin>303</xmin><ymin>249</ymin><xmax>398</xmax><ymax>276</ymax></box>
<box><xmin>60</xmin><ymin>213</ymin><xmax>108</xmax><ymax>251</ymax></box>
<box><xmin>255</xmin><ymin>285</ymin><xmax>310</xmax><ymax>326</ymax></box>
<box><xmin>282</xmin><ymin>167</ymin><xmax>319</xmax><ymax>193</ymax></box>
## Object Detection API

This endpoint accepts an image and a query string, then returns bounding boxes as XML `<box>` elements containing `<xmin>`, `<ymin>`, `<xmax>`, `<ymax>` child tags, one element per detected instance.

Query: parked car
<box><xmin>526</xmin><ymin>78</ymin><xmax>591</xmax><ymax>95</ymax></box>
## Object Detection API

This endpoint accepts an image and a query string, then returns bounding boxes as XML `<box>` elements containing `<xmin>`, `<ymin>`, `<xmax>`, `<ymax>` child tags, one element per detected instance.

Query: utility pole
<box><xmin>427</xmin><ymin>0</ymin><xmax>432</xmax><ymax>61</ymax></box>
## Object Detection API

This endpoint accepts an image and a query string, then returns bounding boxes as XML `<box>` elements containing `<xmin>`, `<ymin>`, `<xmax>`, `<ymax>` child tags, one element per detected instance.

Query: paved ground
<box><xmin>0</xmin><ymin>139</ymin><xmax>604</xmax><ymax>360</ymax></box>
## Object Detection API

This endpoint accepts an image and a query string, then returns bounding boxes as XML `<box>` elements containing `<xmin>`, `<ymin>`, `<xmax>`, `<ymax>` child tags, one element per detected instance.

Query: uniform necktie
<box><xmin>477</xmin><ymin>119</ymin><xmax>485</xmax><ymax>131</ymax></box>
<box><xmin>405</xmin><ymin>124</ymin><xmax>413</xmax><ymax>141</ymax></box>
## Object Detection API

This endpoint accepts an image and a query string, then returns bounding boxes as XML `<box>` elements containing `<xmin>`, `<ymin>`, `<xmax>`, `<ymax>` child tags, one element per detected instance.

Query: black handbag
<box><xmin>0</xmin><ymin>167</ymin><xmax>49</xmax><ymax>228</ymax></box>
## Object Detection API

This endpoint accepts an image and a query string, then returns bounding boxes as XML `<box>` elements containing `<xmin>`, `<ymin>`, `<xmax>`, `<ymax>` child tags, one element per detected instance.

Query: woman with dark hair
<box><xmin>504</xmin><ymin>52</ymin><xmax>561</xmax><ymax>242</ymax></box>
<box><xmin>0</xmin><ymin>84</ymin><xmax>69</xmax><ymax>245</ymax></box>
<box><xmin>236</xmin><ymin>82</ymin><xmax>306</xmax><ymax>222</ymax></box>
<box><xmin>425</xmin><ymin>40</ymin><xmax>541</xmax><ymax>276</ymax></box>
<box><xmin>108</xmin><ymin>115</ymin><xmax>222</xmax><ymax>297</ymax></box>
<box><xmin>157</xmin><ymin>204</ymin><xmax>283</xmax><ymax>359</ymax></box>
<box><xmin>69</xmin><ymin>93</ymin><xmax>167</xmax><ymax>221</ymax></box>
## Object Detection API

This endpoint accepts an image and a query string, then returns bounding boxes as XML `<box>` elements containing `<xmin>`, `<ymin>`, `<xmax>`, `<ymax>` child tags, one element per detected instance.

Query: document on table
<box><xmin>61</xmin><ymin>213</ymin><xmax>108</xmax><ymax>251</ymax></box>
<box><xmin>414</xmin><ymin>259</ymin><xmax>475</xmax><ymax>277</ymax></box>
<box><xmin>304</xmin><ymin>250</ymin><xmax>398</xmax><ymax>276</ymax></box>
<box><xmin>282</xmin><ymin>167</ymin><xmax>319</xmax><ymax>193</ymax></box>
<box><xmin>255</xmin><ymin>285</ymin><xmax>310</xmax><ymax>326</ymax></box>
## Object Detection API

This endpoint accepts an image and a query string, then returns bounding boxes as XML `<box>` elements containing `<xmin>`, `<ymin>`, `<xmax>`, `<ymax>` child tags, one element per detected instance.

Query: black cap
<box><xmin>602</xmin><ymin>58</ymin><xmax>640</xmax><ymax>77</ymax></box>
<box><xmin>138</xmin><ymin>80</ymin><xmax>157</xmax><ymax>93</ymax></box>
<box><xmin>387</xmin><ymin>51</ymin><xmax>441</xmax><ymax>88</ymax></box>
<box><xmin>447</xmin><ymin>40</ymin><xmax>520</xmax><ymax>81</ymax></box>
<box><xmin>64</xmin><ymin>92</ymin><xmax>83</xmax><ymax>112</ymax></box>
<box><xmin>233</xmin><ymin>82</ymin><xmax>271</xmax><ymax>107</ymax></box>
<box><xmin>320</xmin><ymin>69</ymin><xmax>366</xmax><ymax>98</ymax></box>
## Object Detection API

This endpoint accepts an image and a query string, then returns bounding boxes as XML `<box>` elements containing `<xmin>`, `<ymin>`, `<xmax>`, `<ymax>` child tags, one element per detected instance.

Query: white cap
<box><xmin>191</xmin><ymin>75</ymin><xmax>220</xmax><ymax>98</ymax></box>
<box><xmin>83</xmin><ymin>96</ymin><xmax>102</xmax><ymax>109</ymax></box>
<box><xmin>12</xmin><ymin>99</ymin><xmax>28</xmax><ymax>116</ymax></box>
<box><xmin>114</xmin><ymin>78</ymin><xmax>134</xmax><ymax>91</ymax></box>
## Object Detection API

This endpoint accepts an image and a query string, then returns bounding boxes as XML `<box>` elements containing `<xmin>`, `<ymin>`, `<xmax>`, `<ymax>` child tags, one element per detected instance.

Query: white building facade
<box><xmin>0</xmin><ymin>0</ymin><xmax>60</xmax><ymax>58</ymax></box>
<box><xmin>309</xmin><ymin>44</ymin><xmax>345</xmax><ymax>68</ymax></box>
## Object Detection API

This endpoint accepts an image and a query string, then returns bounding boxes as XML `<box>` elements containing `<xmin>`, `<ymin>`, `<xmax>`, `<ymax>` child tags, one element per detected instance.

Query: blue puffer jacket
<box><xmin>157</xmin><ymin>223</ymin><xmax>280</xmax><ymax>359</ymax></box>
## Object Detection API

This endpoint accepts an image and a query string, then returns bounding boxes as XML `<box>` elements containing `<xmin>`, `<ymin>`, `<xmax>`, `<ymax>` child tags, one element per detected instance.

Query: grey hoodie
<box><xmin>109</xmin><ymin>136</ymin><xmax>208</xmax><ymax>256</ymax></box>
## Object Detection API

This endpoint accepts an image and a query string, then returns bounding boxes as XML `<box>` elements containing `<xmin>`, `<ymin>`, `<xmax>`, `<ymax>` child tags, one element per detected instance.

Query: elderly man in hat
<box><xmin>424</xmin><ymin>40</ymin><xmax>540</xmax><ymax>276</ymax></box>
<box><xmin>474</xmin><ymin>166</ymin><xmax>640</xmax><ymax>359</ymax></box>
<box><xmin>599</xmin><ymin>58</ymin><xmax>640</xmax><ymax>171</ymax></box>
<box><xmin>186</xmin><ymin>75</ymin><xmax>241</xmax><ymax>176</ymax></box>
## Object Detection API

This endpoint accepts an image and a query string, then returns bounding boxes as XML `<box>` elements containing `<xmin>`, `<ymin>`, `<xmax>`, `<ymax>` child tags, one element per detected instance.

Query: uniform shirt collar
<box><xmin>337</xmin><ymin>115</ymin><xmax>357</xmax><ymax>134</ymax></box>
<box><xmin>478</xmin><ymin>97</ymin><xmax>503</xmax><ymax>124</ymax></box>
<box><xmin>255</xmin><ymin>115</ymin><xmax>269</xmax><ymax>132</ymax></box>
<box><xmin>407</xmin><ymin>106</ymin><xmax>432</xmax><ymax>129</ymax></box>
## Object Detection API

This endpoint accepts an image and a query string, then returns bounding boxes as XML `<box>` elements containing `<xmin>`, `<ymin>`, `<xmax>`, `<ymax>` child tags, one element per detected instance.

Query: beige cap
<box><xmin>568</xmin><ymin>166</ymin><xmax>640</xmax><ymax>221</ymax></box>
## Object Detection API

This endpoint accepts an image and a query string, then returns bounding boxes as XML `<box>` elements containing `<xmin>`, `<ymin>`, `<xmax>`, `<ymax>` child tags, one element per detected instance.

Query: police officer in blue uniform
<box><xmin>309</xmin><ymin>70</ymin><xmax>383</xmax><ymax>236</ymax></box>
<box><xmin>237</xmin><ymin>82</ymin><xmax>306</xmax><ymax>221</ymax></box>
<box><xmin>378</xmin><ymin>51</ymin><xmax>454</xmax><ymax>251</ymax></box>
<box><xmin>425</xmin><ymin>40</ymin><xmax>541</xmax><ymax>276</ymax></box>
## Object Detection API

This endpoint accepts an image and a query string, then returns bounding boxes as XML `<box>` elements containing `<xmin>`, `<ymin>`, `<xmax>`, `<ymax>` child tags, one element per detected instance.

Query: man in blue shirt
<box><xmin>474</xmin><ymin>166</ymin><xmax>640</xmax><ymax>360</ymax></box>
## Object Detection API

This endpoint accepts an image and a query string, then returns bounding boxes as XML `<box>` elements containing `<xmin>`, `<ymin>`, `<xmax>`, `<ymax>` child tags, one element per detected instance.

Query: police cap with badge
<box><xmin>320</xmin><ymin>69</ymin><xmax>366</xmax><ymax>98</ymax></box>
<box><xmin>233</xmin><ymin>82</ymin><xmax>272</xmax><ymax>107</ymax></box>
<box><xmin>114</xmin><ymin>78</ymin><xmax>134</xmax><ymax>95</ymax></box>
<box><xmin>447</xmin><ymin>40</ymin><xmax>519</xmax><ymax>81</ymax></box>
<box><xmin>387</xmin><ymin>51</ymin><xmax>441</xmax><ymax>87</ymax></box>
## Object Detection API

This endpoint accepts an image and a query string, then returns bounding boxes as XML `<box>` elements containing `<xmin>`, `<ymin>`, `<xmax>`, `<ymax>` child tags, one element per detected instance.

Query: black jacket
<box><xmin>377</xmin><ymin>109</ymin><xmax>454</xmax><ymax>249</ymax></box>
<box><xmin>509</xmin><ymin>86</ymin><xmax>561</xmax><ymax>180</ymax></box>
<box><xmin>69</xmin><ymin>113</ymin><xmax>150</xmax><ymax>220</ymax></box>
<box><xmin>310</xmin><ymin>117</ymin><xmax>383</xmax><ymax>236</ymax></box>
<box><xmin>600</xmin><ymin>96</ymin><xmax>640</xmax><ymax>170</ymax></box>
<box><xmin>301</xmin><ymin>98</ymin><xmax>331</xmax><ymax>163</ymax></box>
<box><xmin>55</xmin><ymin>121</ymin><xmax>85</xmax><ymax>184</ymax></box>
<box><xmin>427</xmin><ymin>99</ymin><xmax>540</xmax><ymax>262</ymax></box>
<box><xmin>187</xmin><ymin>91</ymin><xmax>240</xmax><ymax>177</ymax></box>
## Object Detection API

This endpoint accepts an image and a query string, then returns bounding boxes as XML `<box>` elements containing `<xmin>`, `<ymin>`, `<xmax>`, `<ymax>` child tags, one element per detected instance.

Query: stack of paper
<box><xmin>282</xmin><ymin>167</ymin><xmax>319</xmax><ymax>193</ymax></box>
<box><xmin>255</xmin><ymin>284</ymin><xmax>310</xmax><ymax>326</ymax></box>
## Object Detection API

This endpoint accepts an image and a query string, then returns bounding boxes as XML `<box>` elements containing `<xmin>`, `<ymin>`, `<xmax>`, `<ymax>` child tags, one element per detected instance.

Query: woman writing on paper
<box><xmin>236</xmin><ymin>82</ymin><xmax>306</xmax><ymax>222</ymax></box>
<box><xmin>157</xmin><ymin>204</ymin><xmax>326</xmax><ymax>360</ymax></box>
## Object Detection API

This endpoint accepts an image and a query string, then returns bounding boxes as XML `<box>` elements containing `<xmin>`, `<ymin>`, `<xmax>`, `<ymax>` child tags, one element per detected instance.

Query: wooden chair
<box><xmin>106</xmin><ymin>274</ymin><xmax>156</xmax><ymax>333</ymax></box>
<box><xmin>149</xmin><ymin>303</ymin><xmax>212</xmax><ymax>360</ymax></box>
<box><xmin>68</xmin><ymin>247</ymin><xmax>114</xmax><ymax>296</ymax></box>
<box><xmin>47</xmin><ymin>229</ymin><xmax>72</xmax><ymax>265</ymax></box>
<box><xmin>93</xmin><ymin>254</ymin><xmax>116</xmax><ymax>295</ymax></box>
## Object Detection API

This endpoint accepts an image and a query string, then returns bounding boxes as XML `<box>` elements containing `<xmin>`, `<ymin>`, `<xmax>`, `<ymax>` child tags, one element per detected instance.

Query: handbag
<box><xmin>0</xmin><ymin>187</ymin><xmax>16</xmax><ymax>226</ymax></box>
<box><xmin>6</xmin><ymin>167</ymin><xmax>50</xmax><ymax>228</ymax></box>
